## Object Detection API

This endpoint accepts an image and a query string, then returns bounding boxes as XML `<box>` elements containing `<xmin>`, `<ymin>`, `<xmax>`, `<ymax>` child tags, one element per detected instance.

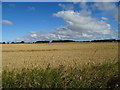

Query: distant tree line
<box><xmin>1</xmin><ymin>39</ymin><xmax>120</xmax><ymax>44</ymax></box>
<box><xmin>35</xmin><ymin>41</ymin><xmax>49</xmax><ymax>43</ymax></box>
<box><xmin>51</xmin><ymin>40</ymin><xmax>75</xmax><ymax>43</ymax></box>
<box><xmin>91</xmin><ymin>39</ymin><xmax>119</xmax><ymax>42</ymax></box>
<box><xmin>1</xmin><ymin>41</ymin><xmax>25</xmax><ymax>44</ymax></box>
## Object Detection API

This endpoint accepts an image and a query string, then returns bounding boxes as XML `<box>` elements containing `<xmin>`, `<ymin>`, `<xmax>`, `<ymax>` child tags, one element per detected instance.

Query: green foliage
<box><xmin>2</xmin><ymin>61</ymin><xmax>119</xmax><ymax>89</ymax></box>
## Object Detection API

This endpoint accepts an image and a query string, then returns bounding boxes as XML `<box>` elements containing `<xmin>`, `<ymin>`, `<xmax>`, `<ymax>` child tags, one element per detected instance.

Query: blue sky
<box><xmin>2</xmin><ymin>2</ymin><xmax>118</xmax><ymax>42</ymax></box>
<box><xmin>0</xmin><ymin>1</ymin><xmax>2</xmax><ymax>42</ymax></box>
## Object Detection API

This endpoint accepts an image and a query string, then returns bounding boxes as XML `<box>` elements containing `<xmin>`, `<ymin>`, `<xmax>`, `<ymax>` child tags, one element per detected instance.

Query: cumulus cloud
<box><xmin>54</xmin><ymin>11</ymin><xmax>116</xmax><ymax>39</ymax></box>
<box><xmin>16</xmin><ymin>2</ymin><xmax>117</xmax><ymax>41</ymax></box>
<box><xmin>2</xmin><ymin>20</ymin><xmax>13</xmax><ymax>25</ymax></box>
<box><xmin>17</xmin><ymin>10</ymin><xmax>117</xmax><ymax>41</ymax></box>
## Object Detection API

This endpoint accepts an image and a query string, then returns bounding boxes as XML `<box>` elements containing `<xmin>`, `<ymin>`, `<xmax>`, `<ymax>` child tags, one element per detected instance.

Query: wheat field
<box><xmin>2</xmin><ymin>42</ymin><xmax>118</xmax><ymax>70</ymax></box>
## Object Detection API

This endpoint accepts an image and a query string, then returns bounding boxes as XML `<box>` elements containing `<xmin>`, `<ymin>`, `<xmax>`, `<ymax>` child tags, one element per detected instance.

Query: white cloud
<box><xmin>92</xmin><ymin>2</ymin><xmax>118</xmax><ymax>19</ymax></box>
<box><xmin>79</xmin><ymin>2</ymin><xmax>88</xmax><ymax>10</ymax></box>
<box><xmin>58</xmin><ymin>3</ymin><xmax>74</xmax><ymax>10</ymax></box>
<box><xmin>17</xmin><ymin>10</ymin><xmax>117</xmax><ymax>41</ymax></box>
<box><xmin>101</xmin><ymin>17</ymin><xmax>108</xmax><ymax>21</ymax></box>
<box><xmin>93</xmin><ymin>3</ymin><xmax>115</xmax><ymax>10</ymax></box>
<box><xmin>2</xmin><ymin>20</ymin><xmax>13</xmax><ymax>25</ymax></box>
<box><xmin>79</xmin><ymin>2</ymin><xmax>92</xmax><ymax>16</ymax></box>
<box><xmin>53</xmin><ymin>10</ymin><xmax>116</xmax><ymax>38</ymax></box>
<box><xmin>16</xmin><ymin>2</ymin><xmax>118</xmax><ymax>41</ymax></box>
<box><xmin>31</xmin><ymin>33</ymin><xmax>37</xmax><ymax>37</ymax></box>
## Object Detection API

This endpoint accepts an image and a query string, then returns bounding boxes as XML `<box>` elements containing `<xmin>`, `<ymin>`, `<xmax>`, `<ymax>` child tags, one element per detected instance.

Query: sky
<box><xmin>0</xmin><ymin>1</ymin><xmax>2</xmax><ymax>42</ymax></box>
<box><xmin>2</xmin><ymin>2</ymin><xmax>119</xmax><ymax>42</ymax></box>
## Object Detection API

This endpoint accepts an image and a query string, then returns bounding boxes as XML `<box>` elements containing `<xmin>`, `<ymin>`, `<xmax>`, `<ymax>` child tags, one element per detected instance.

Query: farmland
<box><xmin>2</xmin><ymin>42</ymin><xmax>119</xmax><ymax>88</ymax></box>
<box><xmin>2</xmin><ymin>42</ymin><xmax>118</xmax><ymax>70</ymax></box>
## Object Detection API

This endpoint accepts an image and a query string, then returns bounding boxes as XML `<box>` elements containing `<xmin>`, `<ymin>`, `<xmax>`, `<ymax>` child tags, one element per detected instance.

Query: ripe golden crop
<box><xmin>2</xmin><ymin>42</ymin><xmax>118</xmax><ymax>70</ymax></box>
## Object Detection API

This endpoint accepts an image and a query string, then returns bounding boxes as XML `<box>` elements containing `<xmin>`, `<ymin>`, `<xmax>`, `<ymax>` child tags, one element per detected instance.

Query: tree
<box><xmin>2</xmin><ymin>42</ymin><xmax>5</xmax><ymax>44</ymax></box>
<box><xmin>11</xmin><ymin>42</ymin><xmax>14</xmax><ymax>44</ymax></box>
<box><xmin>21</xmin><ymin>41</ymin><xmax>24</xmax><ymax>43</ymax></box>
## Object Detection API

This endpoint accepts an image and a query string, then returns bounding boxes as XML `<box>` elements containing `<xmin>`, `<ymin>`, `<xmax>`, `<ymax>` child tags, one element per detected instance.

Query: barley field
<box><xmin>2</xmin><ymin>42</ymin><xmax>119</xmax><ymax>88</ymax></box>
<box><xmin>3</xmin><ymin>42</ymin><xmax>118</xmax><ymax>70</ymax></box>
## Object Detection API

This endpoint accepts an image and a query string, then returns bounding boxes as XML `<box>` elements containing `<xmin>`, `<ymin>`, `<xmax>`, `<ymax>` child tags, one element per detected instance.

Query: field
<box><xmin>2</xmin><ymin>42</ymin><xmax>119</xmax><ymax>88</ymax></box>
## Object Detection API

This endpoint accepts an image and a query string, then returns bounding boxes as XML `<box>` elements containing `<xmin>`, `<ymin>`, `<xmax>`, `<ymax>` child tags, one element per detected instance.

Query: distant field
<box><xmin>2</xmin><ymin>42</ymin><xmax>118</xmax><ymax>70</ymax></box>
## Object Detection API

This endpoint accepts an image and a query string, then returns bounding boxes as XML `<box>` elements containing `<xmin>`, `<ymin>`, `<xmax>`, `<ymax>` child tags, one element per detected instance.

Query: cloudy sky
<box><xmin>2</xmin><ymin>2</ymin><xmax>118</xmax><ymax>42</ymax></box>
